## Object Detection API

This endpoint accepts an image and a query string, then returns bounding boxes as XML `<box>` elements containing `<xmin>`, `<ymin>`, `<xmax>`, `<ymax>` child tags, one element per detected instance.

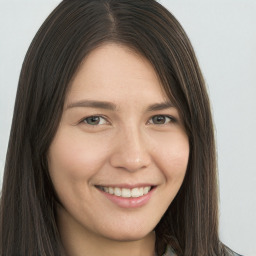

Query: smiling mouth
<box><xmin>95</xmin><ymin>185</ymin><xmax>154</xmax><ymax>198</ymax></box>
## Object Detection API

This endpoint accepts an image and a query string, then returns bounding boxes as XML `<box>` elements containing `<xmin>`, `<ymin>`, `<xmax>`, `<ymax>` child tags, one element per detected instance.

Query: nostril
<box><xmin>109</xmin><ymin>149</ymin><xmax>151</xmax><ymax>172</ymax></box>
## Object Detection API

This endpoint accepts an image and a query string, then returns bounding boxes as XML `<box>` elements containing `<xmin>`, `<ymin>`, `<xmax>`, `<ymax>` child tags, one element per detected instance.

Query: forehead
<box><xmin>65</xmin><ymin>43</ymin><xmax>169</xmax><ymax>107</ymax></box>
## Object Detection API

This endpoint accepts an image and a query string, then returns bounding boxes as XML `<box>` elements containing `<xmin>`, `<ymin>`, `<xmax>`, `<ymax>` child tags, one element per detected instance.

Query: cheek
<box><xmin>152</xmin><ymin>132</ymin><xmax>189</xmax><ymax>180</ymax></box>
<box><xmin>47</xmin><ymin>127</ymin><xmax>111</xmax><ymax>182</ymax></box>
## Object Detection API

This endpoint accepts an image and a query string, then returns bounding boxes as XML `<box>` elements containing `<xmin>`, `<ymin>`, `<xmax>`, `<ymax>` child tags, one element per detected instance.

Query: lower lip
<box><xmin>98</xmin><ymin>187</ymin><xmax>156</xmax><ymax>208</ymax></box>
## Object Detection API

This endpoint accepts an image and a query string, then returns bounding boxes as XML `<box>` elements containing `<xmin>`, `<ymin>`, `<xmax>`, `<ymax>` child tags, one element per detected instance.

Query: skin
<box><xmin>48</xmin><ymin>43</ymin><xmax>189</xmax><ymax>256</ymax></box>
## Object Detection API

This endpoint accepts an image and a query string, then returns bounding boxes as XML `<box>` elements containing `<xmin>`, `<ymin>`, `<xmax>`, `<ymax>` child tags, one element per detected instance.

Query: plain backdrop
<box><xmin>0</xmin><ymin>1</ymin><xmax>255</xmax><ymax>255</ymax></box>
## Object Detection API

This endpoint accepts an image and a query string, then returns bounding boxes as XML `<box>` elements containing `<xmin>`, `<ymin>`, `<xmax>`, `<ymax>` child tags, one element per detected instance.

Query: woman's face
<box><xmin>48</xmin><ymin>43</ymin><xmax>189</xmax><ymax>241</ymax></box>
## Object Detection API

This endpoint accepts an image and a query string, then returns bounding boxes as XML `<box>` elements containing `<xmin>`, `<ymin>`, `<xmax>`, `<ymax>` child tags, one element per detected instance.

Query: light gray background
<box><xmin>0</xmin><ymin>1</ymin><xmax>255</xmax><ymax>255</ymax></box>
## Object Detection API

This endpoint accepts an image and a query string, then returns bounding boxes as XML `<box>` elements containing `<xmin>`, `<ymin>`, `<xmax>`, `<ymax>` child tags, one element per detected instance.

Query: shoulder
<box><xmin>161</xmin><ymin>245</ymin><xmax>244</xmax><ymax>256</ymax></box>
<box><xmin>229</xmin><ymin>247</ymin><xmax>244</xmax><ymax>256</ymax></box>
<box><xmin>226</xmin><ymin>250</ymin><xmax>244</xmax><ymax>256</ymax></box>
<box><xmin>162</xmin><ymin>245</ymin><xmax>176</xmax><ymax>256</ymax></box>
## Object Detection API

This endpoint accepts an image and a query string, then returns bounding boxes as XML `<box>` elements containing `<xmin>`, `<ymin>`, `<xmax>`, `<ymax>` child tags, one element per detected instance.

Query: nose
<box><xmin>109</xmin><ymin>126</ymin><xmax>151</xmax><ymax>172</ymax></box>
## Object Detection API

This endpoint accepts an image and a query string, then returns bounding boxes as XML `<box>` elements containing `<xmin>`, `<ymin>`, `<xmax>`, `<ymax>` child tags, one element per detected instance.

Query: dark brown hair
<box><xmin>0</xmin><ymin>0</ymin><xmax>231</xmax><ymax>255</ymax></box>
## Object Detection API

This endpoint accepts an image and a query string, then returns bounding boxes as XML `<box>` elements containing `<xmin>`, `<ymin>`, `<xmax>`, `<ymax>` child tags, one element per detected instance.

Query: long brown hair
<box><xmin>0</xmin><ymin>0</ymin><xmax>231</xmax><ymax>255</ymax></box>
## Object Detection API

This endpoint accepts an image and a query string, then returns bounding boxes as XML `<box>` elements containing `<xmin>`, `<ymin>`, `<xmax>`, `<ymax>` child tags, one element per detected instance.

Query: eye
<box><xmin>148</xmin><ymin>115</ymin><xmax>176</xmax><ymax>125</ymax></box>
<box><xmin>81</xmin><ymin>116</ymin><xmax>109</xmax><ymax>125</ymax></box>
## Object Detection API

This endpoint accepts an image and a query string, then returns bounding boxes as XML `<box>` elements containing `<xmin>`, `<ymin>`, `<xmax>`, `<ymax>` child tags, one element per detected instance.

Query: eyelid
<box><xmin>75</xmin><ymin>114</ymin><xmax>177</xmax><ymax>127</ymax></box>
<box><xmin>79</xmin><ymin>115</ymin><xmax>110</xmax><ymax>126</ymax></box>
<box><xmin>147</xmin><ymin>114</ymin><xmax>177</xmax><ymax>125</ymax></box>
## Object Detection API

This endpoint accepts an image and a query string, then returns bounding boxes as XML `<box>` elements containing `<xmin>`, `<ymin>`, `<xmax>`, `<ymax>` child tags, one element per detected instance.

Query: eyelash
<box><xmin>80</xmin><ymin>115</ymin><xmax>110</xmax><ymax>126</ymax></box>
<box><xmin>79</xmin><ymin>115</ymin><xmax>177</xmax><ymax>126</ymax></box>
<box><xmin>147</xmin><ymin>115</ymin><xmax>177</xmax><ymax>125</ymax></box>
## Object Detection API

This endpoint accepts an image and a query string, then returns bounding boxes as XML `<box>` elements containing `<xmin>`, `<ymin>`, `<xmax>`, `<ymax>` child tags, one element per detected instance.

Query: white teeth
<box><xmin>122</xmin><ymin>188</ymin><xmax>131</xmax><ymax>198</ymax></box>
<box><xmin>114</xmin><ymin>187</ymin><xmax>122</xmax><ymax>196</ymax></box>
<box><xmin>99</xmin><ymin>186</ymin><xmax>152</xmax><ymax>198</ymax></box>
<box><xmin>131</xmin><ymin>187</ymin><xmax>143</xmax><ymax>197</ymax></box>
<box><xmin>143</xmin><ymin>186</ymin><xmax>150</xmax><ymax>194</ymax></box>
<box><xmin>108</xmin><ymin>187</ymin><xmax>114</xmax><ymax>194</ymax></box>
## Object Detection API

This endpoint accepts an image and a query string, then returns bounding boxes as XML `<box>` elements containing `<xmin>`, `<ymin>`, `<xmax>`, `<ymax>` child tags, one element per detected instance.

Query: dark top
<box><xmin>155</xmin><ymin>246</ymin><xmax>244</xmax><ymax>256</ymax></box>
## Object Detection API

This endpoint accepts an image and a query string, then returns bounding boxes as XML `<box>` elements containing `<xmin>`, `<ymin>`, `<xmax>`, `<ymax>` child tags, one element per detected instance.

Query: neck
<box><xmin>57</xmin><ymin>205</ymin><xmax>156</xmax><ymax>256</ymax></box>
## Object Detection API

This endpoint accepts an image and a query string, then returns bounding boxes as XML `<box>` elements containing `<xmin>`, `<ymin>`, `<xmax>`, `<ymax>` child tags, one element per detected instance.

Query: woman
<box><xmin>0</xmin><ymin>0</ymin><xmax>242</xmax><ymax>255</ymax></box>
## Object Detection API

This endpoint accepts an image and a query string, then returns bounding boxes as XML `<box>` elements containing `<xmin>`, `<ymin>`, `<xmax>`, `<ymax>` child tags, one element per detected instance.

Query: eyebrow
<box><xmin>66</xmin><ymin>100</ymin><xmax>117</xmax><ymax>110</ymax></box>
<box><xmin>146</xmin><ymin>101</ymin><xmax>174</xmax><ymax>111</ymax></box>
<box><xmin>66</xmin><ymin>100</ymin><xmax>174</xmax><ymax>111</ymax></box>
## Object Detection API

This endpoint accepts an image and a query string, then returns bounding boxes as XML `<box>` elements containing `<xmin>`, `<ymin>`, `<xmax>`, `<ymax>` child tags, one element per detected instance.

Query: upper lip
<box><xmin>95</xmin><ymin>183</ymin><xmax>156</xmax><ymax>189</ymax></box>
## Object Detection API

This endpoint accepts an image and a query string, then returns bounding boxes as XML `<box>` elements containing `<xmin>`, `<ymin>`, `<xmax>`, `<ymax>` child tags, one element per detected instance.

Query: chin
<box><xmin>101</xmin><ymin>227</ymin><xmax>154</xmax><ymax>242</ymax></box>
